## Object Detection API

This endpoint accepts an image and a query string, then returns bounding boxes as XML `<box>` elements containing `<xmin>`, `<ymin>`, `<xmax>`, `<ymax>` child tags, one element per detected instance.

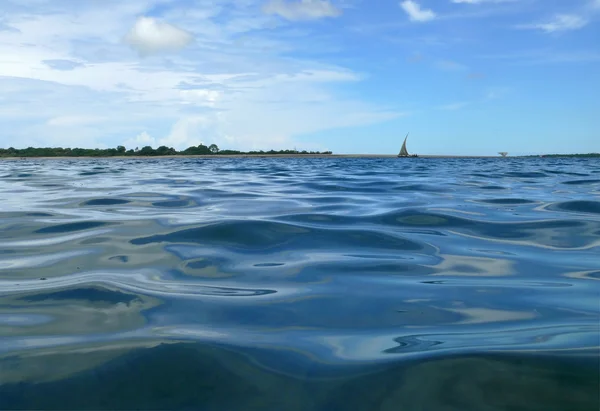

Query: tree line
<box><xmin>0</xmin><ymin>144</ymin><xmax>333</xmax><ymax>158</ymax></box>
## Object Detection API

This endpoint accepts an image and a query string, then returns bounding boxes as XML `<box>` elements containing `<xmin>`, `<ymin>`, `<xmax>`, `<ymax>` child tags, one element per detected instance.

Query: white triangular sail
<box><xmin>398</xmin><ymin>133</ymin><xmax>409</xmax><ymax>156</ymax></box>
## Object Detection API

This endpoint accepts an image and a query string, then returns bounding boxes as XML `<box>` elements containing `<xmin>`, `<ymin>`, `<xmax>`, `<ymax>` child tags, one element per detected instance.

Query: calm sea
<box><xmin>0</xmin><ymin>157</ymin><xmax>599</xmax><ymax>410</ymax></box>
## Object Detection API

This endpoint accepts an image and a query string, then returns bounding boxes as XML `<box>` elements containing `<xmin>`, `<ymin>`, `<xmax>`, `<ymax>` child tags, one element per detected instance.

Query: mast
<box><xmin>398</xmin><ymin>132</ymin><xmax>409</xmax><ymax>156</ymax></box>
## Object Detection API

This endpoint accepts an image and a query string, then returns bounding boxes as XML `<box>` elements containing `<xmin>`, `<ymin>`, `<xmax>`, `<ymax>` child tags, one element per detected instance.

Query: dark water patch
<box><xmin>0</xmin><ymin>343</ymin><xmax>597</xmax><ymax>411</ymax></box>
<box><xmin>184</xmin><ymin>257</ymin><xmax>230</xmax><ymax>270</ymax></box>
<box><xmin>302</xmin><ymin>182</ymin><xmax>352</xmax><ymax>192</ymax></box>
<box><xmin>108</xmin><ymin>255</ymin><xmax>129</xmax><ymax>263</ymax></box>
<box><xmin>131</xmin><ymin>220</ymin><xmax>425</xmax><ymax>252</ymax></box>
<box><xmin>254</xmin><ymin>262</ymin><xmax>285</xmax><ymax>267</ymax></box>
<box><xmin>504</xmin><ymin>171</ymin><xmax>549</xmax><ymax>178</ymax></box>
<box><xmin>543</xmin><ymin>169</ymin><xmax>589</xmax><ymax>177</ymax></box>
<box><xmin>78</xmin><ymin>171</ymin><xmax>106</xmax><ymax>176</ymax></box>
<box><xmin>26</xmin><ymin>212</ymin><xmax>53</xmax><ymax>217</ymax></box>
<box><xmin>83</xmin><ymin>198</ymin><xmax>130</xmax><ymax>206</ymax></box>
<box><xmin>548</xmin><ymin>200</ymin><xmax>600</xmax><ymax>215</ymax></box>
<box><xmin>393</xmin><ymin>184</ymin><xmax>450</xmax><ymax>193</ymax></box>
<box><xmin>17</xmin><ymin>286</ymin><xmax>139</xmax><ymax>305</ymax></box>
<box><xmin>479</xmin><ymin>185</ymin><xmax>507</xmax><ymax>190</ymax></box>
<box><xmin>35</xmin><ymin>221</ymin><xmax>110</xmax><ymax>234</ymax></box>
<box><xmin>377</xmin><ymin>210</ymin><xmax>472</xmax><ymax>228</ymax></box>
<box><xmin>288</xmin><ymin>195</ymin><xmax>355</xmax><ymax>204</ymax></box>
<box><xmin>477</xmin><ymin>198</ymin><xmax>536</xmax><ymax>205</ymax></box>
<box><xmin>562</xmin><ymin>179</ymin><xmax>600</xmax><ymax>185</ymax></box>
<box><xmin>470</xmin><ymin>173</ymin><xmax>503</xmax><ymax>179</ymax></box>
<box><xmin>586</xmin><ymin>271</ymin><xmax>600</xmax><ymax>279</ymax></box>
<box><xmin>338</xmin><ymin>261</ymin><xmax>436</xmax><ymax>276</ymax></box>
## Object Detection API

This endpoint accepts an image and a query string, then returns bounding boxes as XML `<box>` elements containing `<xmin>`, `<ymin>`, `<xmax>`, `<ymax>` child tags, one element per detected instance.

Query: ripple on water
<box><xmin>479</xmin><ymin>185</ymin><xmax>507</xmax><ymax>190</ymax></box>
<box><xmin>130</xmin><ymin>220</ymin><xmax>427</xmax><ymax>252</ymax></box>
<box><xmin>82</xmin><ymin>198</ymin><xmax>131</xmax><ymax>206</ymax></box>
<box><xmin>561</xmin><ymin>179</ymin><xmax>600</xmax><ymax>185</ymax></box>
<box><xmin>17</xmin><ymin>286</ymin><xmax>140</xmax><ymax>305</ymax></box>
<box><xmin>152</xmin><ymin>199</ymin><xmax>195</xmax><ymax>208</ymax></box>
<box><xmin>476</xmin><ymin>198</ymin><xmax>537</xmax><ymax>205</ymax></box>
<box><xmin>34</xmin><ymin>221</ymin><xmax>112</xmax><ymax>234</ymax></box>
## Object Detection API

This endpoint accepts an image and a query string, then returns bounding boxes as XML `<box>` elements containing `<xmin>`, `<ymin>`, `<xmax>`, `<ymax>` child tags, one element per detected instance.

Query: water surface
<box><xmin>1</xmin><ymin>157</ymin><xmax>599</xmax><ymax>410</ymax></box>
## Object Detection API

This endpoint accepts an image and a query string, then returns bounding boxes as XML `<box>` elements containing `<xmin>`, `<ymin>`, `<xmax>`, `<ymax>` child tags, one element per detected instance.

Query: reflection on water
<box><xmin>0</xmin><ymin>157</ymin><xmax>599</xmax><ymax>410</ymax></box>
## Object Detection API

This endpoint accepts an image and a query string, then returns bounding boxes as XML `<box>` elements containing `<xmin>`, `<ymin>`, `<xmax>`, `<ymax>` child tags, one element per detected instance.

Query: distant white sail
<box><xmin>398</xmin><ymin>133</ymin><xmax>410</xmax><ymax>156</ymax></box>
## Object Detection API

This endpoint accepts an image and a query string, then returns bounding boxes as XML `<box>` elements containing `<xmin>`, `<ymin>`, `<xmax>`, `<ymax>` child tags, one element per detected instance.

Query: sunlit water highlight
<box><xmin>0</xmin><ymin>157</ymin><xmax>599</xmax><ymax>410</ymax></box>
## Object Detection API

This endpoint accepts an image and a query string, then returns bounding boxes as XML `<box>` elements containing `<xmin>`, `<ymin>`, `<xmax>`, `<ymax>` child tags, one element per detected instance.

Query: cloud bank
<box><xmin>0</xmin><ymin>0</ymin><xmax>399</xmax><ymax>152</ymax></box>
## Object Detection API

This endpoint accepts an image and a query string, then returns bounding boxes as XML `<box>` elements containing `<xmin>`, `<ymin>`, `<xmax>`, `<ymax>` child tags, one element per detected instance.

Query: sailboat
<box><xmin>397</xmin><ymin>133</ymin><xmax>418</xmax><ymax>157</ymax></box>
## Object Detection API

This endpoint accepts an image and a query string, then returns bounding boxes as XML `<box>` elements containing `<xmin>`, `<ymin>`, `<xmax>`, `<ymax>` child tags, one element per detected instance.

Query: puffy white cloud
<box><xmin>263</xmin><ymin>0</ymin><xmax>342</xmax><ymax>21</ymax></box>
<box><xmin>400</xmin><ymin>1</ymin><xmax>436</xmax><ymax>22</ymax></box>
<box><xmin>124</xmin><ymin>16</ymin><xmax>194</xmax><ymax>56</ymax></box>
<box><xmin>123</xmin><ymin>131</ymin><xmax>158</xmax><ymax>149</ymax></box>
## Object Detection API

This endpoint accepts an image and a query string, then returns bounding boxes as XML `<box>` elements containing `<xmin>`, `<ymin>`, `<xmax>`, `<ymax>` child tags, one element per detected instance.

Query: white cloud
<box><xmin>123</xmin><ymin>131</ymin><xmax>158</xmax><ymax>149</ymax></box>
<box><xmin>124</xmin><ymin>16</ymin><xmax>194</xmax><ymax>56</ymax></box>
<box><xmin>519</xmin><ymin>14</ymin><xmax>588</xmax><ymax>33</ymax></box>
<box><xmin>263</xmin><ymin>0</ymin><xmax>342</xmax><ymax>21</ymax></box>
<box><xmin>47</xmin><ymin>116</ymin><xmax>106</xmax><ymax>127</ymax></box>
<box><xmin>400</xmin><ymin>1</ymin><xmax>436</xmax><ymax>22</ymax></box>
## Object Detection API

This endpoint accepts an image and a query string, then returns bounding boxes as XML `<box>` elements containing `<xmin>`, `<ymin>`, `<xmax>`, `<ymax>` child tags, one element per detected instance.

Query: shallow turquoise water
<box><xmin>0</xmin><ymin>157</ymin><xmax>599</xmax><ymax>410</ymax></box>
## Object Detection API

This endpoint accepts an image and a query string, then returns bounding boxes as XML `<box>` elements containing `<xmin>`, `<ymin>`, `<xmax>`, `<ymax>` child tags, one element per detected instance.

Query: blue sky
<box><xmin>0</xmin><ymin>0</ymin><xmax>598</xmax><ymax>155</ymax></box>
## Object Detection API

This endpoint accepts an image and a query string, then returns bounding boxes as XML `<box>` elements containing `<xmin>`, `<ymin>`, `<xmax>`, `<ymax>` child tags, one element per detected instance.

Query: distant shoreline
<box><xmin>1</xmin><ymin>154</ymin><xmax>598</xmax><ymax>160</ymax></box>
<box><xmin>2</xmin><ymin>154</ymin><xmax>507</xmax><ymax>160</ymax></box>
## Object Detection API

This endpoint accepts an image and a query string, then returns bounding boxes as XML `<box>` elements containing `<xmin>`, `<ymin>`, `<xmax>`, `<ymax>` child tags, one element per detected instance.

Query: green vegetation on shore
<box><xmin>0</xmin><ymin>144</ymin><xmax>333</xmax><ymax>158</ymax></box>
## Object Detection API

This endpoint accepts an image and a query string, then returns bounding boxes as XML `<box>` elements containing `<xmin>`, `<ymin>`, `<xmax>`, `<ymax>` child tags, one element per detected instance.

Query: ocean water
<box><xmin>0</xmin><ymin>157</ymin><xmax>598</xmax><ymax>411</ymax></box>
